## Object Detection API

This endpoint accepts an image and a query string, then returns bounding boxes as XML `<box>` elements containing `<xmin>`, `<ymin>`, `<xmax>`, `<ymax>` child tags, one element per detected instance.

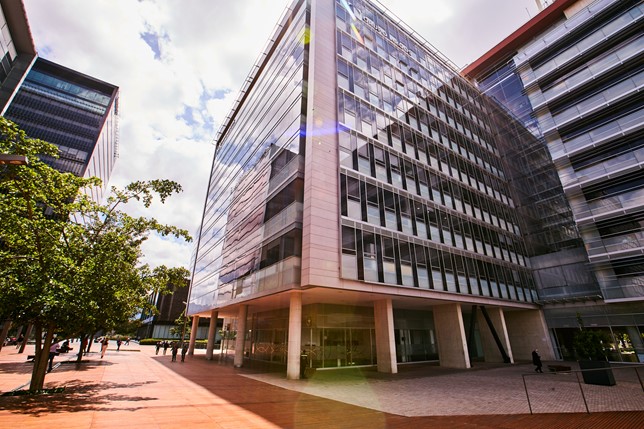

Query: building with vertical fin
<box><xmin>4</xmin><ymin>57</ymin><xmax>120</xmax><ymax>202</ymax></box>
<box><xmin>463</xmin><ymin>0</ymin><xmax>643</xmax><ymax>362</ymax></box>
<box><xmin>187</xmin><ymin>0</ymin><xmax>560</xmax><ymax>379</ymax></box>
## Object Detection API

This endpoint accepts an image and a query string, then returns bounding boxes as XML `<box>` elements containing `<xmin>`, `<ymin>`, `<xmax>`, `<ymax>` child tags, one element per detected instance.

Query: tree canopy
<box><xmin>0</xmin><ymin>117</ymin><xmax>192</xmax><ymax>390</ymax></box>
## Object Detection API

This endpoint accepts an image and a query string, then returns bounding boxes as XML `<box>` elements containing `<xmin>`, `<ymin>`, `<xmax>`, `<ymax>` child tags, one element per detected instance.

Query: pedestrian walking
<box><xmin>155</xmin><ymin>341</ymin><xmax>161</xmax><ymax>355</ymax></box>
<box><xmin>181</xmin><ymin>343</ymin><xmax>188</xmax><ymax>362</ymax></box>
<box><xmin>100</xmin><ymin>337</ymin><xmax>109</xmax><ymax>359</ymax></box>
<box><xmin>48</xmin><ymin>340</ymin><xmax>60</xmax><ymax>372</ymax></box>
<box><xmin>163</xmin><ymin>341</ymin><xmax>169</xmax><ymax>355</ymax></box>
<box><xmin>117</xmin><ymin>338</ymin><xmax>122</xmax><ymax>351</ymax></box>
<box><xmin>532</xmin><ymin>349</ymin><xmax>543</xmax><ymax>373</ymax></box>
<box><xmin>171</xmin><ymin>342</ymin><xmax>179</xmax><ymax>362</ymax></box>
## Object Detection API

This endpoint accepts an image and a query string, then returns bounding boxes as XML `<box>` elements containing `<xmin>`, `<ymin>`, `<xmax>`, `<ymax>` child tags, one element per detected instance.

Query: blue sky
<box><xmin>22</xmin><ymin>0</ymin><xmax>541</xmax><ymax>271</ymax></box>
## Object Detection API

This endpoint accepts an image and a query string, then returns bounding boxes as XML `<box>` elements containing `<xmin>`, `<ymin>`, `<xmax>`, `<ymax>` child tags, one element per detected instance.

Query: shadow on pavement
<box><xmin>0</xmin><ymin>380</ymin><xmax>158</xmax><ymax>416</ymax></box>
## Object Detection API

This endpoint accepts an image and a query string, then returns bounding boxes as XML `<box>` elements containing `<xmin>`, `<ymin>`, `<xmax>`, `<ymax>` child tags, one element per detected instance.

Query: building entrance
<box><xmin>302</xmin><ymin>327</ymin><xmax>376</xmax><ymax>369</ymax></box>
<box><xmin>395</xmin><ymin>328</ymin><xmax>438</xmax><ymax>362</ymax></box>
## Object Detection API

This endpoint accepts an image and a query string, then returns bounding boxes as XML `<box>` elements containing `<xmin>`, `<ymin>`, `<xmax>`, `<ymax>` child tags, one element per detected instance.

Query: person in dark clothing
<box><xmin>181</xmin><ymin>343</ymin><xmax>188</xmax><ymax>362</ymax></box>
<box><xmin>163</xmin><ymin>341</ymin><xmax>169</xmax><ymax>355</ymax></box>
<box><xmin>171</xmin><ymin>342</ymin><xmax>179</xmax><ymax>362</ymax></box>
<box><xmin>532</xmin><ymin>349</ymin><xmax>543</xmax><ymax>373</ymax></box>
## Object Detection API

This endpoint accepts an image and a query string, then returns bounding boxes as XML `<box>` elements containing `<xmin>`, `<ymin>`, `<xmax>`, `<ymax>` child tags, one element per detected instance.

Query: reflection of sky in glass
<box><xmin>339</xmin><ymin>0</ymin><xmax>364</xmax><ymax>44</ymax></box>
<box><xmin>189</xmin><ymin>4</ymin><xmax>307</xmax><ymax>313</ymax></box>
<box><xmin>334</xmin><ymin>0</ymin><xmax>538</xmax><ymax>298</ymax></box>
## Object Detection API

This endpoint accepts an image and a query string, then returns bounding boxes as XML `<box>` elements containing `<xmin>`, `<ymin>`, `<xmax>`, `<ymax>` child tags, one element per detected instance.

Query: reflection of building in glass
<box><xmin>464</xmin><ymin>0</ymin><xmax>644</xmax><ymax>361</ymax></box>
<box><xmin>188</xmin><ymin>0</ymin><xmax>559</xmax><ymax>378</ymax></box>
<box><xmin>137</xmin><ymin>281</ymin><xmax>213</xmax><ymax>341</ymax></box>
<box><xmin>4</xmin><ymin>57</ymin><xmax>119</xmax><ymax>202</ymax></box>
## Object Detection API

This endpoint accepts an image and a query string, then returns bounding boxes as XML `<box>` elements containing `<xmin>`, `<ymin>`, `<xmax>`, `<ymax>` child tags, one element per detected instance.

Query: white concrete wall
<box><xmin>301</xmin><ymin>0</ymin><xmax>341</xmax><ymax>289</ymax></box>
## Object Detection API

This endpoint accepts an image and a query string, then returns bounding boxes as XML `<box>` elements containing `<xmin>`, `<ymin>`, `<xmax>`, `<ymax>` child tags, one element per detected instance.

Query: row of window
<box><xmin>339</xmin><ymin>130</ymin><xmax>518</xmax><ymax>231</ymax></box>
<box><xmin>4</xmin><ymin>115</ymin><xmax>95</xmax><ymax>150</ymax></box>
<box><xmin>28</xmin><ymin>68</ymin><xmax>113</xmax><ymax>107</ymax></box>
<box><xmin>336</xmin><ymin>42</ymin><xmax>500</xmax><ymax>163</ymax></box>
<box><xmin>340</xmin><ymin>173</ymin><xmax>527</xmax><ymax>267</ymax></box>
<box><xmin>335</xmin><ymin>0</ymin><xmax>485</xmax><ymax>113</ymax></box>
<box><xmin>9</xmin><ymin>92</ymin><xmax>103</xmax><ymax>139</ymax></box>
<box><xmin>337</xmin><ymin>59</ymin><xmax>505</xmax><ymax>179</ymax></box>
<box><xmin>341</xmin><ymin>225</ymin><xmax>536</xmax><ymax>302</ymax></box>
<box><xmin>338</xmin><ymin>92</ymin><xmax>512</xmax><ymax>205</ymax></box>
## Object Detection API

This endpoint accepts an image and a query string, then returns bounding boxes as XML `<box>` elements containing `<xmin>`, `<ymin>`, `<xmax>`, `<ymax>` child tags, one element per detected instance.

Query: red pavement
<box><xmin>0</xmin><ymin>342</ymin><xmax>642</xmax><ymax>428</ymax></box>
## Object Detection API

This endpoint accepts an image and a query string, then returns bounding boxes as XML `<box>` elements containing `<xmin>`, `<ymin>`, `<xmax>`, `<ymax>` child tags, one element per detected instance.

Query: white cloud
<box><xmin>23</xmin><ymin>0</ymin><xmax>541</xmax><ymax>272</ymax></box>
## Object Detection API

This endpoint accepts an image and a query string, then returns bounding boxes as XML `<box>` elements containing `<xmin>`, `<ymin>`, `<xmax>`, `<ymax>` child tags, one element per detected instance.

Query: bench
<box><xmin>548</xmin><ymin>364</ymin><xmax>572</xmax><ymax>372</ymax></box>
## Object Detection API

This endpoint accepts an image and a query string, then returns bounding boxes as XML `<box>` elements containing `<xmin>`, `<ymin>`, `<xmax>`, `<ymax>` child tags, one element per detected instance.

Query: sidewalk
<box><xmin>0</xmin><ymin>342</ymin><xmax>642</xmax><ymax>428</ymax></box>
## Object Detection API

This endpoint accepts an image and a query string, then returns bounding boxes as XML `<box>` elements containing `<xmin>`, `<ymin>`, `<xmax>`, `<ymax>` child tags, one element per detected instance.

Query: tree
<box><xmin>0</xmin><ymin>118</ymin><xmax>191</xmax><ymax>391</ymax></box>
<box><xmin>573</xmin><ymin>313</ymin><xmax>609</xmax><ymax>361</ymax></box>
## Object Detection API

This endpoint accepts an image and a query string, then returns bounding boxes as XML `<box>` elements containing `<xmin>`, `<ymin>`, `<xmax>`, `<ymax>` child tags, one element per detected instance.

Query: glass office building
<box><xmin>188</xmin><ymin>0</ymin><xmax>556</xmax><ymax>378</ymax></box>
<box><xmin>4</xmin><ymin>57</ymin><xmax>120</xmax><ymax>202</ymax></box>
<box><xmin>464</xmin><ymin>0</ymin><xmax>644</xmax><ymax>361</ymax></box>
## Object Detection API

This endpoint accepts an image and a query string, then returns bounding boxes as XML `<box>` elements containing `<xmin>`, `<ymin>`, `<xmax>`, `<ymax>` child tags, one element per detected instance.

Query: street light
<box><xmin>0</xmin><ymin>154</ymin><xmax>28</xmax><ymax>165</ymax></box>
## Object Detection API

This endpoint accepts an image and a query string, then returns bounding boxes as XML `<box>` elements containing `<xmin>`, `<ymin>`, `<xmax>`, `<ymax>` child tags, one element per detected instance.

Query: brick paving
<box><xmin>0</xmin><ymin>341</ymin><xmax>642</xmax><ymax>428</ymax></box>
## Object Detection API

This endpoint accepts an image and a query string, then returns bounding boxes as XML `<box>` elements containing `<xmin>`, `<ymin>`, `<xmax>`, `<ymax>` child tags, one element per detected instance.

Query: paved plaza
<box><xmin>0</xmin><ymin>341</ymin><xmax>642</xmax><ymax>428</ymax></box>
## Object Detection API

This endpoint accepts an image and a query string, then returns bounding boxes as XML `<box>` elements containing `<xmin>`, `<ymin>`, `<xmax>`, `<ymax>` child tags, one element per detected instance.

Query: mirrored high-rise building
<box><xmin>188</xmin><ymin>0</ymin><xmax>558</xmax><ymax>378</ymax></box>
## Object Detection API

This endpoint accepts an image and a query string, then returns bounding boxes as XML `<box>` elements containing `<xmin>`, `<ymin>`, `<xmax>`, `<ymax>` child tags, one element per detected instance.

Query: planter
<box><xmin>579</xmin><ymin>360</ymin><xmax>616</xmax><ymax>386</ymax></box>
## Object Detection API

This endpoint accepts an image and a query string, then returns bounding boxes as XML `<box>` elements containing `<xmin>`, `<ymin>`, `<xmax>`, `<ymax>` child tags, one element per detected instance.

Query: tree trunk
<box><xmin>86</xmin><ymin>333</ymin><xmax>95</xmax><ymax>354</ymax></box>
<box><xmin>30</xmin><ymin>323</ymin><xmax>55</xmax><ymax>391</ymax></box>
<box><xmin>0</xmin><ymin>319</ymin><xmax>11</xmax><ymax>351</ymax></box>
<box><xmin>18</xmin><ymin>324</ymin><xmax>33</xmax><ymax>354</ymax></box>
<box><xmin>77</xmin><ymin>333</ymin><xmax>86</xmax><ymax>362</ymax></box>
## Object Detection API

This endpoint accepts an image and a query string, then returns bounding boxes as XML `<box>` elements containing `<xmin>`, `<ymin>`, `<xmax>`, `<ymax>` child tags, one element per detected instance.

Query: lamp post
<box><xmin>0</xmin><ymin>154</ymin><xmax>28</xmax><ymax>165</ymax></box>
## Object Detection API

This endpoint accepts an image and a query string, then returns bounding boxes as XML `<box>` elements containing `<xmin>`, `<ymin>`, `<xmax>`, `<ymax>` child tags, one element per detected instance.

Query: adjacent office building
<box><xmin>188</xmin><ymin>0</ymin><xmax>559</xmax><ymax>379</ymax></box>
<box><xmin>4</xmin><ymin>57</ymin><xmax>120</xmax><ymax>202</ymax></box>
<box><xmin>137</xmin><ymin>281</ymin><xmax>214</xmax><ymax>341</ymax></box>
<box><xmin>463</xmin><ymin>0</ymin><xmax>643</xmax><ymax>361</ymax></box>
<box><xmin>0</xmin><ymin>0</ymin><xmax>36</xmax><ymax>114</ymax></box>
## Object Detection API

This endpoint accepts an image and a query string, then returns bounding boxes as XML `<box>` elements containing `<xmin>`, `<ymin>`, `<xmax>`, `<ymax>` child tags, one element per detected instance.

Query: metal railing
<box><xmin>522</xmin><ymin>364</ymin><xmax>644</xmax><ymax>414</ymax></box>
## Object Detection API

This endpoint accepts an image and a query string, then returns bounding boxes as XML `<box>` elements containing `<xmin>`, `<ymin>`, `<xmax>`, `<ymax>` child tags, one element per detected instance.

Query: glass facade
<box><xmin>335</xmin><ymin>0</ymin><xmax>536</xmax><ymax>302</ymax></box>
<box><xmin>189</xmin><ymin>0</ymin><xmax>558</xmax><ymax>373</ymax></box>
<box><xmin>4</xmin><ymin>58</ymin><xmax>119</xmax><ymax>201</ymax></box>
<box><xmin>517</xmin><ymin>0</ymin><xmax>643</xmax><ymax>301</ymax></box>
<box><xmin>189</xmin><ymin>0</ymin><xmax>308</xmax><ymax>314</ymax></box>
<box><xmin>465</xmin><ymin>0</ymin><xmax>644</xmax><ymax>360</ymax></box>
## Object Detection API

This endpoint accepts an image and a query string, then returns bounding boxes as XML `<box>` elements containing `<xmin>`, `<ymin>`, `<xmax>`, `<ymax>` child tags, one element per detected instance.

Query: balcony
<box><xmin>262</xmin><ymin>201</ymin><xmax>303</xmax><ymax>241</ymax></box>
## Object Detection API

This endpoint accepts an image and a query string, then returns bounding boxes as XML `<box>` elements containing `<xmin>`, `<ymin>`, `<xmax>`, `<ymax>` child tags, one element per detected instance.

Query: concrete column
<box><xmin>504</xmin><ymin>309</ymin><xmax>555</xmax><ymax>361</ymax></box>
<box><xmin>286</xmin><ymin>291</ymin><xmax>303</xmax><ymax>380</ymax></box>
<box><xmin>374</xmin><ymin>299</ymin><xmax>397</xmax><ymax>373</ymax></box>
<box><xmin>188</xmin><ymin>315</ymin><xmax>199</xmax><ymax>355</ymax></box>
<box><xmin>477</xmin><ymin>307</ymin><xmax>514</xmax><ymax>363</ymax></box>
<box><xmin>434</xmin><ymin>303</ymin><xmax>470</xmax><ymax>368</ymax></box>
<box><xmin>205</xmin><ymin>310</ymin><xmax>219</xmax><ymax>360</ymax></box>
<box><xmin>233</xmin><ymin>305</ymin><xmax>248</xmax><ymax>367</ymax></box>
